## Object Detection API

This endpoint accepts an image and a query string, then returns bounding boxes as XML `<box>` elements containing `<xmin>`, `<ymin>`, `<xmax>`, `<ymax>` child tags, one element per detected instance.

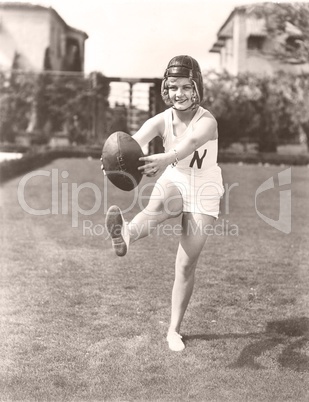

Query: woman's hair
<box><xmin>161</xmin><ymin>55</ymin><xmax>204</xmax><ymax>107</ymax></box>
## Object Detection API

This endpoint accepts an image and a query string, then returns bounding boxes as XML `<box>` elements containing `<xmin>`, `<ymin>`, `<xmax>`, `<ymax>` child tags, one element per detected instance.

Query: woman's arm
<box><xmin>139</xmin><ymin>114</ymin><xmax>218</xmax><ymax>175</ymax></box>
<box><xmin>167</xmin><ymin>114</ymin><xmax>217</xmax><ymax>162</ymax></box>
<box><xmin>132</xmin><ymin>113</ymin><xmax>165</xmax><ymax>149</ymax></box>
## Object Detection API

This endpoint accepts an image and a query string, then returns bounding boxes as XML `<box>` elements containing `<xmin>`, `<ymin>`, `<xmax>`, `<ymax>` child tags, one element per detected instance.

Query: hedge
<box><xmin>0</xmin><ymin>146</ymin><xmax>102</xmax><ymax>183</ymax></box>
<box><xmin>1</xmin><ymin>147</ymin><xmax>308</xmax><ymax>184</ymax></box>
<box><xmin>218</xmin><ymin>151</ymin><xmax>309</xmax><ymax>166</ymax></box>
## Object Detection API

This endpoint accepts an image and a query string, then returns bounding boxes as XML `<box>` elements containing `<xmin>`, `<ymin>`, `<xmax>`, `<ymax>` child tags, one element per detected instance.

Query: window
<box><xmin>285</xmin><ymin>36</ymin><xmax>302</xmax><ymax>52</ymax></box>
<box><xmin>247</xmin><ymin>35</ymin><xmax>264</xmax><ymax>51</ymax></box>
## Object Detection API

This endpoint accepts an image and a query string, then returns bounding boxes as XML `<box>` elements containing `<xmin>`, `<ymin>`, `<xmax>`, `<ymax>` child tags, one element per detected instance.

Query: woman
<box><xmin>105</xmin><ymin>55</ymin><xmax>224</xmax><ymax>351</ymax></box>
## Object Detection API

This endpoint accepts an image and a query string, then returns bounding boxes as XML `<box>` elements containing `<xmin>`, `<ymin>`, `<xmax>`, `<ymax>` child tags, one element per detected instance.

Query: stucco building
<box><xmin>210</xmin><ymin>4</ymin><xmax>309</xmax><ymax>75</ymax></box>
<box><xmin>0</xmin><ymin>2</ymin><xmax>88</xmax><ymax>72</ymax></box>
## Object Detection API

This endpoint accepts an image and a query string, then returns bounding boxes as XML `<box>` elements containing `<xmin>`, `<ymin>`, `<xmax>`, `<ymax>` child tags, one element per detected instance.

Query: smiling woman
<box><xmin>105</xmin><ymin>55</ymin><xmax>224</xmax><ymax>352</ymax></box>
<box><xmin>161</xmin><ymin>55</ymin><xmax>204</xmax><ymax>110</ymax></box>
<box><xmin>166</xmin><ymin>78</ymin><xmax>196</xmax><ymax>111</ymax></box>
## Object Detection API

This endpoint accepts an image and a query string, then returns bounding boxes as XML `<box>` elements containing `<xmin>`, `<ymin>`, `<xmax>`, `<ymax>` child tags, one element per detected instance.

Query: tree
<box><xmin>202</xmin><ymin>70</ymin><xmax>307</xmax><ymax>152</ymax></box>
<box><xmin>202</xmin><ymin>71</ymin><xmax>263</xmax><ymax>149</ymax></box>
<box><xmin>288</xmin><ymin>73</ymin><xmax>309</xmax><ymax>150</ymax></box>
<box><xmin>35</xmin><ymin>71</ymin><xmax>110</xmax><ymax>141</ymax></box>
<box><xmin>249</xmin><ymin>2</ymin><xmax>309</xmax><ymax>64</ymax></box>
<box><xmin>0</xmin><ymin>69</ymin><xmax>111</xmax><ymax>145</ymax></box>
<box><xmin>36</xmin><ymin>72</ymin><xmax>90</xmax><ymax>133</ymax></box>
<box><xmin>0</xmin><ymin>71</ymin><xmax>33</xmax><ymax>142</ymax></box>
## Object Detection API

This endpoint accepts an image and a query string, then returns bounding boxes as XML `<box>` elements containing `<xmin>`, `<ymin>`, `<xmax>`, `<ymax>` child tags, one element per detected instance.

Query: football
<box><xmin>101</xmin><ymin>131</ymin><xmax>145</xmax><ymax>191</ymax></box>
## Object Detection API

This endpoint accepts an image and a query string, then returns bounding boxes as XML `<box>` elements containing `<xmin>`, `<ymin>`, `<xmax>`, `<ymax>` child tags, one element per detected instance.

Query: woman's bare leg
<box><xmin>167</xmin><ymin>212</ymin><xmax>215</xmax><ymax>350</ymax></box>
<box><xmin>106</xmin><ymin>178</ymin><xmax>183</xmax><ymax>256</ymax></box>
<box><xmin>129</xmin><ymin>179</ymin><xmax>183</xmax><ymax>243</ymax></box>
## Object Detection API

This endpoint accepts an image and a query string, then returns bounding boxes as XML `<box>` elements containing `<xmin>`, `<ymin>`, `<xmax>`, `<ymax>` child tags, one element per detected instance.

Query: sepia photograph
<box><xmin>0</xmin><ymin>0</ymin><xmax>309</xmax><ymax>400</ymax></box>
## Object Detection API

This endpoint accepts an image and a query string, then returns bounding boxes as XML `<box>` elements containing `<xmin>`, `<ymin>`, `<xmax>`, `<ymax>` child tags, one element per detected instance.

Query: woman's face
<box><xmin>167</xmin><ymin>77</ymin><xmax>195</xmax><ymax>110</ymax></box>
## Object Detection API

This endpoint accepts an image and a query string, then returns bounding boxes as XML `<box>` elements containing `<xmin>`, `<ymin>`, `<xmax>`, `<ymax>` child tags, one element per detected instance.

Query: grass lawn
<box><xmin>1</xmin><ymin>158</ymin><xmax>309</xmax><ymax>401</ymax></box>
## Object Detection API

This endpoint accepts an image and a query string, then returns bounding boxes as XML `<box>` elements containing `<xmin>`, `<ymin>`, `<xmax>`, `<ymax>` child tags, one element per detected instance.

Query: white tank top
<box><xmin>162</xmin><ymin>106</ymin><xmax>219</xmax><ymax>177</ymax></box>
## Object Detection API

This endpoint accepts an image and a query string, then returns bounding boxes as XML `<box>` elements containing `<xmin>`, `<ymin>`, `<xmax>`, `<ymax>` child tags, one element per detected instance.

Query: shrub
<box><xmin>203</xmin><ymin>70</ymin><xmax>309</xmax><ymax>152</ymax></box>
<box><xmin>0</xmin><ymin>70</ymin><xmax>111</xmax><ymax>144</ymax></box>
<box><xmin>0</xmin><ymin>147</ymin><xmax>102</xmax><ymax>183</ymax></box>
<box><xmin>218</xmin><ymin>150</ymin><xmax>309</xmax><ymax>165</ymax></box>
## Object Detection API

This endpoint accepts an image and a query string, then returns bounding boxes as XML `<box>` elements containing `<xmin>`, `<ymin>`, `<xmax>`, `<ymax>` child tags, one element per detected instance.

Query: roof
<box><xmin>0</xmin><ymin>2</ymin><xmax>88</xmax><ymax>39</ymax></box>
<box><xmin>285</xmin><ymin>21</ymin><xmax>303</xmax><ymax>38</ymax></box>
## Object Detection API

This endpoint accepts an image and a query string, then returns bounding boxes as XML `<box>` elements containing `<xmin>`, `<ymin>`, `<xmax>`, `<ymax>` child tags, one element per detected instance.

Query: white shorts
<box><xmin>157</xmin><ymin>165</ymin><xmax>224</xmax><ymax>219</ymax></box>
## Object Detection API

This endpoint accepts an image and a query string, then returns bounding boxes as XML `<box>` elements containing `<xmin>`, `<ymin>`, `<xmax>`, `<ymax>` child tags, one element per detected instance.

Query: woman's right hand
<box><xmin>138</xmin><ymin>152</ymin><xmax>174</xmax><ymax>177</ymax></box>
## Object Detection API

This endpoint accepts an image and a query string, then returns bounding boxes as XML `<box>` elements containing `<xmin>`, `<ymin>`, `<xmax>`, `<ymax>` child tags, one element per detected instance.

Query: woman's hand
<box><xmin>138</xmin><ymin>152</ymin><xmax>174</xmax><ymax>177</ymax></box>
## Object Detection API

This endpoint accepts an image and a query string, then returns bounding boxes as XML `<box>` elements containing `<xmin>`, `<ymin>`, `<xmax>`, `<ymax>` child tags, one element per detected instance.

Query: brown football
<box><xmin>101</xmin><ymin>131</ymin><xmax>145</xmax><ymax>191</ymax></box>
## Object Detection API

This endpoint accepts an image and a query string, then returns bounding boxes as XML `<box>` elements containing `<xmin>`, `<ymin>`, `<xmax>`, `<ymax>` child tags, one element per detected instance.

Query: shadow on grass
<box><xmin>185</xmin><ymin>317</ymin><xmax>309</xmax><ymax>372</ymax></box>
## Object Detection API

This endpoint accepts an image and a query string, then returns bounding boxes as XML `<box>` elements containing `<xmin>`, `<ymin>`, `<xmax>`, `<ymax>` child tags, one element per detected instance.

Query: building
<box><xmin>210</xmin><ymin>3</ymin><xmax>309</xmax><ymax>75</ymax></box>
<box><xmin>0</xmin><ymin>2</ymin><xmax>88</xmax><ymax>72</ymax></box>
